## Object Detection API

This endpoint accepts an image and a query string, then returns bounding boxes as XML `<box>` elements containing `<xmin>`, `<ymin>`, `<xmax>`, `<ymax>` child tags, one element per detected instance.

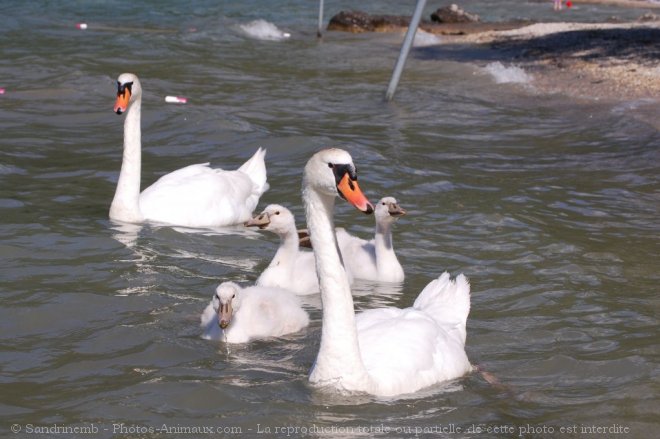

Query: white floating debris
<box><xmin>76</xmin><ymin>23</ymin><xmax>88</xmax><ymax>30</ymax></box>
<box><xmin>239</xmin><ymin>19</ymin><xmax>291</xmax><ymax>41</ymax></box>
<box><xmin>165</xmin><ymin>96</ymin><xmax>187</xmax><ymax>104</ymax></box>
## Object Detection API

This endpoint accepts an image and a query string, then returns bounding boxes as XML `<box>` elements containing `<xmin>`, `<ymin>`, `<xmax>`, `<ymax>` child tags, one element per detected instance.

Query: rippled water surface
<box><xmin>1</xmin><ymin>1</ymin><xmax>659</xmax><ymax>438</ymax></box>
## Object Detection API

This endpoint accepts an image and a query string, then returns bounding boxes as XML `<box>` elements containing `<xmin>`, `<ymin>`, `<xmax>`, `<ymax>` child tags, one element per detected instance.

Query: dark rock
<box><xmin>327</xmin><ymin>9</ymin><xmax>530</xmax><ymax>36</ymax></box>
<box><xmin>431</xmin><ymin>4</ymin><xmax>480</xmax><ymax>23</ymax></box>
<box><xmin>327</xmin><ymin>10</ymin><xmax>411</xmax><ymax>33</ymax></box>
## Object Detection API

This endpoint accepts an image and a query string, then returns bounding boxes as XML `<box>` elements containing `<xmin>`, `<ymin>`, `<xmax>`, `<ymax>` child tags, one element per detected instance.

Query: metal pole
<box><xmin>317</xmin><ymin>0</ymin><xmax>324</xmax><ymax>38</ymax></box>
<box><xmin>385</xmin><ymin>0</ymin><xmax>427</xmax><ymax>101</ymax></box>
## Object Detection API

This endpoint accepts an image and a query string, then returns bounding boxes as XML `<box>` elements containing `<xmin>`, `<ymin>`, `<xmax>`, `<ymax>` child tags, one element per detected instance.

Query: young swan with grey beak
<box><xmin>335</xmin><ymin>196</ymin><xmax>406</xmax><ymax>282</ymax></box>
<box><xmin>200</xmin><ymin>281</ymin><xmax>309</xmax><ymax>344</ymax></box>
<box><xmin>246</xmin><ymin>204</ymin><xmax>354</xmax><ymax>294</ymax></box>
<box><xmin>245</xmin><ymin>204</ymin><xmax>320</xmax><ymax>295</ymax></box>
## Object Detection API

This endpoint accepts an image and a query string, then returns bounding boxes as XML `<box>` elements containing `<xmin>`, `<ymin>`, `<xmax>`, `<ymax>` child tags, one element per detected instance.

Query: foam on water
<box><xmin>239</xmin><ymin>19</ymin><xmax>291</xmax><ymax>41</ymax></box>
<box><xmin>484</xmin><ymin>61</ymin><xmax>532</xmax><ymax>84</ymax></box>
<box><xmin>413</xmin><ymin>30</ymin><xmax>442</xmax><ymax>47</ymax></box>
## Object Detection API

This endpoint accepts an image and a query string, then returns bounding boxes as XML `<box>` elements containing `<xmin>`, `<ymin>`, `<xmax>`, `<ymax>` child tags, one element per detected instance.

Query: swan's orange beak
<box><xmin>218</xmin><ymin>302</ymin><xmax>233</xmax><ymax>329</ymax></box>
<box><xmin>337</xmin><ymin>173</ymin><xmax>374</xmax><ymax>214</ymax></box>
<box><xmin>114</xmin><ymin>86</ymin><xmax>131</xmax><ymax>115</ymax></box>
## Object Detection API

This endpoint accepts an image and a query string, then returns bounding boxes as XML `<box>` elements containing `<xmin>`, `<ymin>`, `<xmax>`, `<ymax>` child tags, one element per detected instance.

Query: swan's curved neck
<box><xmin>374</xmin><ymin>221</ymin><xmax>401</xmax><ymax>276</ymax></box>
<box><xmin>110</xmin><ymin>97</ymin><xmax>143</xmax><ymax>223</ymax></box>
<box><xmin>304</xmin><ymin>185</ymin><xmax>371</xmax><ymax>390</ymax></box>
<box><xmin>269</xmin><ymin>224</ymin><xmax>300</xmax><ymax>268</ymax></box>
<box><xmin>375</xmin><ymin>221</ymin><xmax>393</xmax><ymax>250</ymax></box>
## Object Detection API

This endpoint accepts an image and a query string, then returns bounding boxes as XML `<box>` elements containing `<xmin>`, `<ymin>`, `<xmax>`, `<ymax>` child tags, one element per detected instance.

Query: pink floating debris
<box><xmin>165</xmin><ymin>96</ymin><xmax>188</xmax><ymax>104</ymax></box>
<box><xmin>76</xmin><ymin>23</ymin><xmax>88</xmax><ymax>30</ymax></box>
<box><xmin>0</xmin><ymin>88</ymin><xmax>5</xmax><ymax>95</ymax></box>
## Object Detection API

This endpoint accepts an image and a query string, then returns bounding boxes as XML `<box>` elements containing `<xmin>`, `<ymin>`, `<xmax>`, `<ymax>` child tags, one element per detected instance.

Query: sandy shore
<box><xmin>327</xmin><ymin>3</ymin><xmax>659</xmax><ymax>109</ymax></box>
<box><xmin>449</xmin><ymin>21</ymin><xmax>660</xmax><ymax>103</ymax></box>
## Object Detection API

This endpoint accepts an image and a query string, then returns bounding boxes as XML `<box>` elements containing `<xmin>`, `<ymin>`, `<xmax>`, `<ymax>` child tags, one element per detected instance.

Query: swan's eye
<box><xmin>381</xmin><ymin>202</ymin><xmax>386</xmax><ymax>205</ymax></box>
<box><xmin>232</xmin><ymin>294</ymin><xmax>236</xmax><ymax>299</ymax></box>
<box><xmin>275</xmin><ymin>211</ymin><xmax>280</xmax><ymax>215</ymax></box>
<box><xmin>328</xmin><ymin>163</ymin><xmax>334</xmax><ymax>168</ymax></box>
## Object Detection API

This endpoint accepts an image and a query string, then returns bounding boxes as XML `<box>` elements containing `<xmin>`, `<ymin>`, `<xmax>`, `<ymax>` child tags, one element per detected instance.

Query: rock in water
<box><xmin>431</xmin><ymin>4</ymin><xmax>480</xmax><ymax>24</ymax></box>
<box><xmin>327</xmin><ymin>10</ymin><xmax>411</xmax><ymax>33</ymax></box>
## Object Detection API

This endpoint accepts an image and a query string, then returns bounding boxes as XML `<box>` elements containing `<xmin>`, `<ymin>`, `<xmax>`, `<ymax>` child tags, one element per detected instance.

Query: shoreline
<box><xmin>326</xmin><ymin>6</ymin><xmax>659</xmax><ymax>106</ymax></box>
<box><xmin>447</xmin><ymin>21</ymin><xmax>660</xmax><ymax>103</ymax></box>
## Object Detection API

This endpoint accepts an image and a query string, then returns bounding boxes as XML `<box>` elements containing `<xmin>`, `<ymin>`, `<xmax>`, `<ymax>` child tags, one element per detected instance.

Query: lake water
<box><xmin>1</xmin><ymin>1</ymin><xmax>658</xmax><ymax>438</ymax></box>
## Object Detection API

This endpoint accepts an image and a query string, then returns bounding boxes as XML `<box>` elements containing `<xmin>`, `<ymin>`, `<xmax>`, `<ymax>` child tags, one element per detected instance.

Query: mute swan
<box><xmin>245</xmin><ymin>204</ymin><xmax>320</xmax><ymax>295</ymax></box>
<box><xmin>302</xmin><ymin>148</ymin><xmax>472</xmax><ymax>396</ymax></box>
<box><xmin>110</xmin><ymin>73</ymin><xmax>268</xmax><ymax>227</ymax></box>
<box><xmin>200</xmin><ymin>281</ymin><xmax>309</xmax><ymax>344</ymax></box>
<box><xmin>335</xmin><ymin>196</ymin><xmax>406</xmax><ymax>282</ymax></box>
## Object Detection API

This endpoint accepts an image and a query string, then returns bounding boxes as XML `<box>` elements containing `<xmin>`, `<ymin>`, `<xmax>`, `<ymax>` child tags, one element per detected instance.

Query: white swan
<box><xmin>302</xmin><ymin>148</ymin><xmax>472</xmax><ymax>397</ymax></box>
<box><xmin>110</xmin><ymin>73</ymin><xmax>268</xmax><ymax>227</ymax></box>
<box><xmin>335</xmin><ymin>196</ymin><xmax>406</xmax><ymax>283</ymax></box>
<box><xmin>245</xmin><ymin>204</ymin><xmax>320</xmax><ymax>295</ymax></box>
<box><xmin>200</xmin><ymin>281</ymin><xmax>309</xmax><ymax>344</ymax></box>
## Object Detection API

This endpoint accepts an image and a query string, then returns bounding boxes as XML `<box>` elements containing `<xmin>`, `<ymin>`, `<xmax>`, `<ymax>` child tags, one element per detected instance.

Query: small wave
<box><xmin>0</xmin><ymin>164</ymin><xmax>26</xmax><ymax>175</ymax></box>
<box><xmin>611</xmin><ymin>98</ymin><xmax>658</xmax><ymax>115</ymax></box>
<box><xmin>413</xmin><ymin>30</ymin><xmax>442</xmax><ymax>47</ymax></box>
<box><xmin>484</xmin><ymin>62</ymin><xmax>532</xmax><ymax>84</ymax></box>
<box><xmin>239</xmin><ymin>19</ymin><xmax>291</xmax><ymax>41</ymax></box>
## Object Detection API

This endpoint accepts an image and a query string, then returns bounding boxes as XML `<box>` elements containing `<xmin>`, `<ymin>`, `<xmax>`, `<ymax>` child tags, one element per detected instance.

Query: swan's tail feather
<box><xmin>238</xmin><ymin>147</ymin><xmax>269</xmax><ymax>196</ymax></box>
<box><xmin>413</xmin><ymin>272</ymin><xmax>470</xmax><ymax>343</ymax></box>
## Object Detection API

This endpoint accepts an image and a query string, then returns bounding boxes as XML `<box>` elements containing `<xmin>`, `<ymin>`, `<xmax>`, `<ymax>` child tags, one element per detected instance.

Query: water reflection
<box><xmin>111</xmin><ymin>221</ymin><xmax>263</xmax><ymax>272</ymax></box>
<box><xmin>110</xmin><ymin>220</ymin><xmax>143</xmax><ymax>250</ymax></box>
<box><xmin>351</xmin><ymin>279</ymin><xmax>405</xmax><ymax>309</ymax></box>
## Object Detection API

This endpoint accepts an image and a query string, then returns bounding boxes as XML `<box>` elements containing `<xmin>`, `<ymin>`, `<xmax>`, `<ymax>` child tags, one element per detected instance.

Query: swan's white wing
<box><xmin>139</xmin><ymin>164</ymin><xmax>258</xmax><ymax>227</ymax></box>
<box><xmin>336</xmin><ymin>228</ymin><xmax>370</xmax><ymax>254</ymax></box>
<box><xmin>335</xmin><ymin>229</ymin><xmax>378</xmax><ymax>280</ymax></box>
<box><xmin>256</xmin><ymin>249</ymin><xmax>319</xmax><ymax>295</ymax></box>
<box><xmin>147</xmin><ymin>162</ymin><xmax>213</xmax><ymax>183</ymax></box>
<box><xmin>413</xmin><ymin>272</ymin><xmax>471</xmax><ymax>344</ymax></box>
<box><xmin>356</xmin><ymin>305</ymin><xmax>471</xmax><ymax>396</ymax></box>
<box><xmin>236</xmin><ymin>147</ymin><xmax>268</xmax><ymax>197</ymax></box>
<box><xmin>291</xmin><ymin>251</ymin><xmax>320</xmax><ymax>294</ymax></box>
